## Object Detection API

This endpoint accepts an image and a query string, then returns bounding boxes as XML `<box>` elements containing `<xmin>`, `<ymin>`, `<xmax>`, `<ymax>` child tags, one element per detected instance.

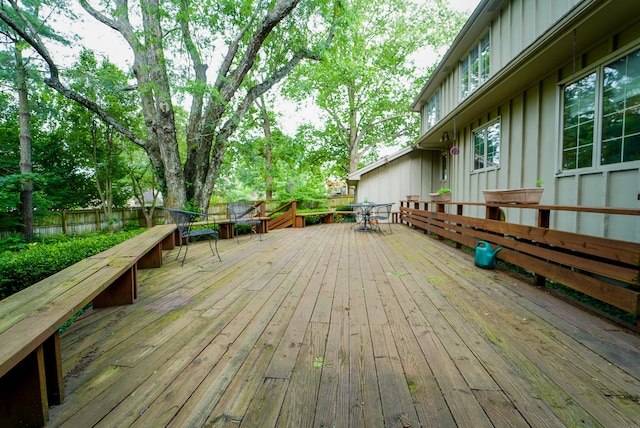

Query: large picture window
<box><xmin>461</xmin><ymin>32</ymin><xmax>490</xmax><ymax>99</ymax></box>
<box><xmin>601</xmin><ymin>50</ymin><xmax>640</xmax><ymax>164</ymax></box>
<box><xmin>561</xmin><ymin>47</ymin><xmax>640</xmax><ymax>171</ymax></box>
<box><xmin>473</xmin><ymin>120</ymin><xmax>500</xmax><ymax>171</ymax></box>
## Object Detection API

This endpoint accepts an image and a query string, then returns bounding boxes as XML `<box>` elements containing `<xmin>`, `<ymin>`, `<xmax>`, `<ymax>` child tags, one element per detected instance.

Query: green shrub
<box><xmin>0</xmin><ymin>233</ymin><xmax>30</xmax><ymax>252</ymax></box>
<box><xmin>304</xmin><ymin>215</ymin><xmax>322</xmax><ymax>225</ymax></box>
<box><xmin>124</xmin><ymin>220</ymin><xmax>142</xmax><ymax>231</ymax></box>
<box><xmin>335</xmin><ymin>205</ymin><xmax>355</xmax><ymax>223</ymax></box>
<box><xmin>0</xmin><ymin>229</ymin><xmax>145</xmax><ymax>300</ymax></box>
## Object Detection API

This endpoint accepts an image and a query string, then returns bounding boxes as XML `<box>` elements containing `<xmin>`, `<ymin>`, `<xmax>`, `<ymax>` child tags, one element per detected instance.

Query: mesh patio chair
<box><xmin>350</xmin><ymin>202</ymin><xmax>375</xmax><ymax>230</ymax></box>
<box><xmin>227</xmin><ymin>203</ymin><xmax>262</xmax><ymax>243</ymax></box>
<box><xmin>370</xmin><ymin>203</ymin><xmax>393</xmax><ymax>234</ymax></box>
<box><xmin>168</xmin><ymin>209</ymin><xmax>221</xmax><ymax>266</ymax></box>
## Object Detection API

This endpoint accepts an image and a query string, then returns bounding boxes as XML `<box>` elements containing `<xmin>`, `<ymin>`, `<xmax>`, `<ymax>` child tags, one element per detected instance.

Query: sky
<box><xmin>449</xmin><ymin>0</ymin><xmax>482</xmax><ymax>13</ymax></box>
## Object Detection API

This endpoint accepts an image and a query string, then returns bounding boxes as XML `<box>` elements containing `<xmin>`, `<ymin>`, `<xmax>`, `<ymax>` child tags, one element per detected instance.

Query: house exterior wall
<box><xmin>423</xmin><ymin>0</ymin><xmax>583</xmax><ymax>136</ymax></box>
<box><xmin>353</xmin><ymin>0</ymin><xmax>639</xmax><ymax>240</ymax></box>
<box><xmin>355</xmin><ymin>150</ymin><xmax>439</xmax><ymax>209</ymax></box>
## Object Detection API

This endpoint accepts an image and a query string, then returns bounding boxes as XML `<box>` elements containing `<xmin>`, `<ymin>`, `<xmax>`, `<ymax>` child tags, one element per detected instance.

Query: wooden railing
<box><xmin>399</xmin><ymin>200</ymin><xmax>640</xmax><ymax>330</ymax></box>
<box><xmin>267</xmin><ymin>201</ymin><xmax>296</xmax><ymax>231</ymax></box>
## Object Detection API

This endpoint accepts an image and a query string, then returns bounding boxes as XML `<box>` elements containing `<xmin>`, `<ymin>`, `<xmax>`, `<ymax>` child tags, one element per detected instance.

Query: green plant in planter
<box><xmin>535</xmin><ymin>180</ymin><xmax>543</xmax><ymax>188</ymax></box>
<box><xmin>437</xmin><ymin>188</ymin><xmax>452</xmax><ymax>194</ymax></box>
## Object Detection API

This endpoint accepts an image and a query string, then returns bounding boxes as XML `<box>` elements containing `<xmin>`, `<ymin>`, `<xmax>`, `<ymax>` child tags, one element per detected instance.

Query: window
<box><xmin>461</xmin><ymin>32</ymin><xmax>490</xmax><ymax>99</ymax></box>
<box><xmin>562</xmin><ymin>73</ymin><xmax>596</xmax><ymax>169</ymax></box>
<box><xmin>440</xmin><ymin>152</ymin><xmax>448</xmax><ymax>181</ymax></box>
<box><xmin>425</xmin><ymin>91</ymin><xmax>441</xmax><ymax>130</ymax></box>
<box><xmin>561</xmin><ymin>47</ymin><xmax>640</xmax><ymax>171</ymax></box>
<box><xmin>473</xmin><ymin>120</ymin><xmax>500</xmax><ymax>171</ymax></box>
<box><xmin>601</xmin><ymin>50</ymin><xmax>640</xmax><ymax>164</ymax></box>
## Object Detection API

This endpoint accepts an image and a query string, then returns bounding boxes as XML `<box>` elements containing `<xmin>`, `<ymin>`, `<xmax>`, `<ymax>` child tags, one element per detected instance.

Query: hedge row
<box><xmin>0</xmin><ymin>229</ymin><xmax>145</xmax><ymax>300</ymax></box>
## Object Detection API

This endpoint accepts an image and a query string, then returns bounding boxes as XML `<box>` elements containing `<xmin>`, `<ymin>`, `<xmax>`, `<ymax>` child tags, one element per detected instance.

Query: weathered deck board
<box><xmin>47</xmin><ymin>224</ymin><xmax>640</xmax><ymax>427</ymax></box>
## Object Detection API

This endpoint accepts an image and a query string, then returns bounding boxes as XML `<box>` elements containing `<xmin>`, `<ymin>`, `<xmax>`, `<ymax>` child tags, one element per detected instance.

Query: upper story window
<box><xmin>473</xmin><ymin>119</ymin><xmax>500</xmax><ymax>171</ymax></box>
<box><xmin>561</xmin><ymin>47</ymin><xmax>640</xmax><ymax>171</ymax></box>
<box><xmin>425</xmin><ymin>90</ymin><xmax>441</xmax><ymax>130</ymax></box>
<box><xmin>461</xmin><ymin>32</ymin><xmax>490</xmax><ymax>99</ymax></box>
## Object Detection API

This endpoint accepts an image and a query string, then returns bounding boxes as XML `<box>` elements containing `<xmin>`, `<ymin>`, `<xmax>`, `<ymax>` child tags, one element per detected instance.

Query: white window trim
<box><xmin>556</xmin><ymin>43</ymin><xmax>640</xmax><ymax>176</ymax></box>
<box><xmin>460</xmin><ymin>30</ymin><xmax>491</xmax><ymax>101</ymax></box>
<box><xmin>471</xmin><ymin>118</ymin><xmax>501</xmax><ymax>173</ymax></box>
<box><xmin>425</xmin><ymin>90</ymin><xmax>441</xmax><ymax>131</ymax></box>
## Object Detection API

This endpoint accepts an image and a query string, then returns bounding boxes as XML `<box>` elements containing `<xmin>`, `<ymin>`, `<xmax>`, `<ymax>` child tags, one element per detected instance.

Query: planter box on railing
<box><xmin>429</xmin><ymin>193</ymin><xmax>452</xmax><ymax>202</ymax></box>
<box><xmin>482</xmin><ymin>188</ymin><xmax>544</xmax><ymax>204</ymax></box>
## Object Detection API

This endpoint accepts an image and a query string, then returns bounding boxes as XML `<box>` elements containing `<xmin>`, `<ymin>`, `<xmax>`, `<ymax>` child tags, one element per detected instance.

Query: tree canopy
<box><xmin>0</xmin><ymin>0</ymin><xmax>468</xmax><ymax>218</ymax></box>
<box><xmin>1</xmin><ymin>0</ymin><xmax>340</xmax><ymax>212</ymax></box>
<box><xmin>283</xmin><ymin>0</ymin><xmax>467</xmax><ymax>174</ymax></box>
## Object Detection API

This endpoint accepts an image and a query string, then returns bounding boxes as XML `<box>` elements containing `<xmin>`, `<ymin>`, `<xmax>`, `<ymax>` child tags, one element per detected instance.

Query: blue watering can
<box><xmin>474</xmin><ymin>241</ymin><xmax>502</xmax><ymax>269</ymax></box>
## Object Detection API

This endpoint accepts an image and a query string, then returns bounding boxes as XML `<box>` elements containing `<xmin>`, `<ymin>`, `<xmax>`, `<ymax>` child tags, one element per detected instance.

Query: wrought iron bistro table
<box><xmin>346</xmin><ymin>203</ymin><xmax>388</xmax><ymax>232</ymax></box>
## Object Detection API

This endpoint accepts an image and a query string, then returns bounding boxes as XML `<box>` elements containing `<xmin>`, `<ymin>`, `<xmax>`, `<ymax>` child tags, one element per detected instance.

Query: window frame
<box><xmin>460</xmin><ymin>31</ymin><xmax>491</xmax><ymax>100</ymax></box>
<box><xmin>558</xmin><ymin>43</ymin><xmax>640</xmax><ymax>175</ymax></box>
<box><xmin>424</xmin><ymin>90</ymin><xmax>441</xmax><ymax>131</ymax></box>
<box><xmin>440</xmin><ymin>150</ymin><xmax>448</xmax><ymax>182</ymax></box>
<box><xmin>471</xmin><ymin>118</ymin><xmax>501</xmax><ymax>173</ymax></box>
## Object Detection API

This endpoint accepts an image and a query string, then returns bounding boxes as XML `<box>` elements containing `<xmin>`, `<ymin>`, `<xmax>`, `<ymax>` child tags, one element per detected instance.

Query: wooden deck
<box><xmin>48</xmin><ymin>224</ymin><xmax>640</xmax><ymax>427</ymax></box>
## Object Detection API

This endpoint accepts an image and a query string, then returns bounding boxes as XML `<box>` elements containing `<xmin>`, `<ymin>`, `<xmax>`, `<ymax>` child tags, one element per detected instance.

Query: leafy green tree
<box><xmin>284</xmin><ymin>0</ymin><xmax>467</xmax><ymax>175</ymax></box>
<box><xmin>220</xmin><ymin>95</ymin><xmax>330</xmax><ymax>205</ymax></box>
<box><xmin>0</xmin><ymin>0</ymin><xmax>341</xmax><ymax>213</ymax></box>
<box><xmin>58</xmin><ymin>50</ymin><xmax>143</xmax><ymax>220</ymax></box>
<box><xmin>32</xmin><ymin>127</ymin><xmax>99</xmax><ymax>209</ymax></box>
<box><xmin>125</xmin><ymin>147</ymin><xmax>161</xmax><ymax>227</ymax></box>
<box><xmin>0</xmin><ymin>0</ymin><xmax>74</xmax><ymax>239</ymax></box>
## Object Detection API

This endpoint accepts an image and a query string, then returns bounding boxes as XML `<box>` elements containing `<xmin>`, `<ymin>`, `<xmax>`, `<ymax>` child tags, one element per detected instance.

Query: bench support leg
<box><xmin>0</xmin><ymin>345</ymin><xmax>49</xmax><ymax>426</ymax></box>
<box><xmin>219</xmin><ymin>223</ymin><xmax>234</xmax><ymax>239</ymax></box>
<box><xmin>138</xmin><ymin>244</ymin><xmax>163</xmax><ymax>269</ymax></box>
<box><xmin>44</xmin><ymin>332</ymin><xmax>64</xmax><ymax>406</ymax></box>
<box><xmin>93</xmin><ymin>265</ymin><xmax>137</xmax><ymax>308</ymax></box>
<box><xmin>161</xmin><ymin>233</ymin><xmax>175</xmax><ymax>250</ymax></box>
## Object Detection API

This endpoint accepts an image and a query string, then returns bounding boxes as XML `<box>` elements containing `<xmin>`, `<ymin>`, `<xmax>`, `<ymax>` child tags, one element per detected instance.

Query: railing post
<box><xmin>435</xmin><ymin>202</ymin><xmax>445</xmax><ymax>240</ymax></box>
<box><xmin>534</xmin><ymin>208</ymin><xmax>551</xmax><ymax>287</ymax></box>
<box><xmin>456</xmin><ymin>204</ymin><xmax>463</xmax><ymax>249</ymax></box>
<box><xmin>486</xmin><ymin>205</ymin><xmax>501</xmax><ymax>220</ymax></box>
<box><xmin>257</xmin><ymin>201</ymin><xmax>266</xmax><ymax>217</ymax></box>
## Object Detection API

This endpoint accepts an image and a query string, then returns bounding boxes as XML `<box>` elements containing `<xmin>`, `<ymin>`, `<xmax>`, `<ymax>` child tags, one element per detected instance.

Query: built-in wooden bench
<box><xmin>0</xmin><ymin>224</ymin><xmax>177</xmax><ymax>426</ymax></box>
<box><xmin>293</xmin><ymin>211</ymin><xmax>356</xmax><ymax>228</ymax></box>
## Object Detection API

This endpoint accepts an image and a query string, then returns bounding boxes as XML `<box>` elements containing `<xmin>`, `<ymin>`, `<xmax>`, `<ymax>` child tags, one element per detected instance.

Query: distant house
<box><xmin>347</xmin><ymin>0</ymin><xmax>640</xmax><ymax>240</ymax></box>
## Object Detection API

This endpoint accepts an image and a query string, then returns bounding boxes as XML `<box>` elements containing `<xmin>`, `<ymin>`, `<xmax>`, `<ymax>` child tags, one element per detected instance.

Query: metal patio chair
<box><xmin>168</xmin><ymin>209</ymin><xmax>221</xmax><ymax>266</ymax></box>
<box><xmin>370</xmin><ymin>203</ymin><xmax>393</xmax><ymax>234</ymax></box>
<box><xmin>227</xmin><ymin>203</ymin><xmax>262</xmax><ymax>243</ymax></box>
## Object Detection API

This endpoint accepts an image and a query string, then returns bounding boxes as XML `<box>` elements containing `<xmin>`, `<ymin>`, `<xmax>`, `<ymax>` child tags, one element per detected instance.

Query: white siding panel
<box><xmin>538</xmin><ymin>76</ymin><xmax>559</xmax><ymax>201</ymax></box>
<box><xmin>607</xmin><ymin>170</ymin><xmax>640</xmax><ymax>241</ymax></box>
<box><xmin>506</xmin><ymin>96</ymin><xmax>523</xmax><ymax>191</ymax></box>
<box><xmin>578</xmin><ymin>173</ymin><xmax>606</xmax><ymax>237</ymax></box>
<box><xmin>555</xmin><ymin>175</ymin><xmax>579</xmax><ymax>232</ymax></box>
<box><xmin>511</xmin><ymin>0</ymin><xmax>524</xmax><ymax>55</ymax></box>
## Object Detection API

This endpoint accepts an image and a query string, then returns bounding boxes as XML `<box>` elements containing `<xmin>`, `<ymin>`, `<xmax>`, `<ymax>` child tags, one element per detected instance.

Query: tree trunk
<box><xmin>348</xmin><ymin>85</ymin><xmax>361</xmax><ymax>173</ymax></box>
<box><xmin>259</xmin><ymin>97</ymin><xmax>274</xmax><ymax>201</ymax></box>
<box><xmin>134</xmin><ymin>0</ymin><xmax>186</xmax><ymax>212</ymax></box>
<box><xmin>15</xmin><ymin>43</ymin><xmax>33</xmax><ymax>242</ymax></box>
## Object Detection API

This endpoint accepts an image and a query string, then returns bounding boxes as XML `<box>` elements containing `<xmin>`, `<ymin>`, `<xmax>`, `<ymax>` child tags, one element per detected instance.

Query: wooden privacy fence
<box><xmin>0</xmin><ymin>208</ymin><xmax>165</xmax><ymax>239</ymax></box>
<box><xmin>0</xmin><ymin>198</ymin><xmax>352</xmax><ymax>239</ymax></box>
<box><xmin>399</xmin><ymin>200</ymin><xmax>640</xmax><ymax>330</ymax></box>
